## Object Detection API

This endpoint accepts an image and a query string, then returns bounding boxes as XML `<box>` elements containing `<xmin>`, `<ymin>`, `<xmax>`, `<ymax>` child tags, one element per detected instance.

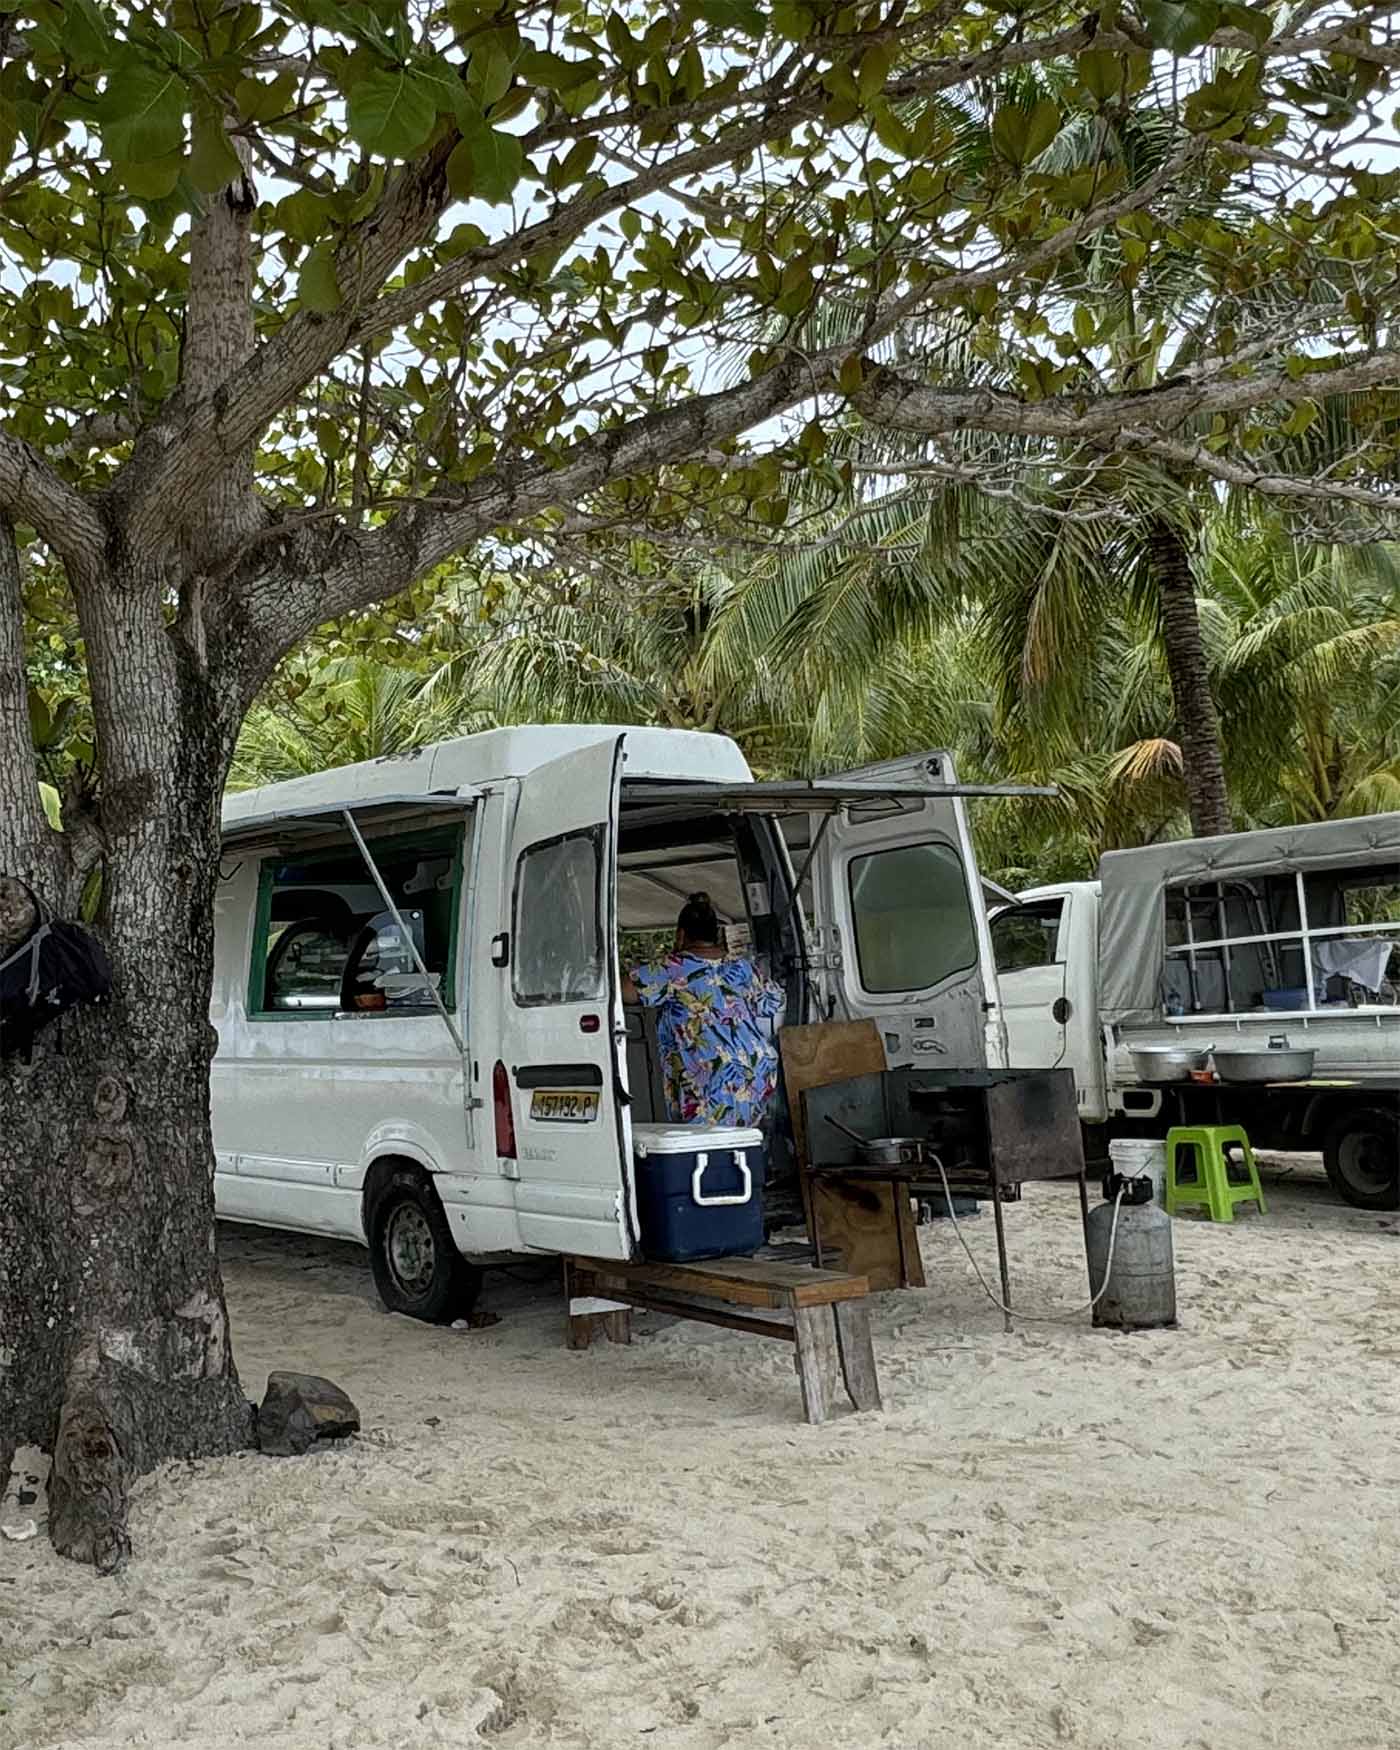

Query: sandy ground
<box><xmin>3</xmin><ymin>1158</ymin><xmax>1399</xmax><ymax>1750</ymax></box>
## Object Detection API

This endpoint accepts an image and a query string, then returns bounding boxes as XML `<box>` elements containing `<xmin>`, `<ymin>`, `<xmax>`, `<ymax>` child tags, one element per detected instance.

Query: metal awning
<box><xmin>621</xmin><ymin>778</ymin><xmax>1054</xmax><ymax>820</ymax></box>
<box><xmin>220</xmin><ymin>791</ymin><xmax>478</xmax><ymax>848</ymax></box>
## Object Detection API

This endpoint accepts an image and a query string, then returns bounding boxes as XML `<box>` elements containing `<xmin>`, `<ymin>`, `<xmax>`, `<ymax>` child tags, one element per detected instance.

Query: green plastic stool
<box><xmin>1165</xmin><ymin>1125</ymin><xmax>1266</xmax><ymax>1222</ymax></box>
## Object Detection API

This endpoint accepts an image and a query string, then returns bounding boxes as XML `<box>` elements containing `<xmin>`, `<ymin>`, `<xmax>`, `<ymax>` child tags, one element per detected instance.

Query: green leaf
<box><xmin>1138</xmin><ymin>0</ymin><xmax>1221</xmax><ymax>54</ymax></box>
<box><xmin>234</xmin><ymin>71</ymin><xmax>297</xmax><ymax>125</ymax></box>
<box><xmin>1072</xmin><ymin>305</ymin><xmax>1095</xmax><ymax>346</ymax></box>
<box><xmin>346</xmin><ymin>67</ymin><xmax>440</xmax><ymax>159</ymax></box>
<box><xmin>98</xmin><ymin>63</ymin><xmax>187</xmax><ymax>163</ymax></box>
<box><xmin>117</xmin><ymin>151</ymin><xmax>184</xmax><ymax>198</ymax></box>
<box><xmin>0</xmin><ymin>96</ymin><xmax>16</xmax><ymax>174</ymax></box>
<box><xmin>317</xmin><ymin>416</ymin><xmax>346</xmax><ymax>458</ymax></box>
<box><xmin>1076</xmin><ymin>49</ymin><xmax>1123</xmax><ymax>102</ymax></box>
<box><xmin>837</xmin><ymin>353</ymin><xmax>864</xmax><ymax>396</ymax></box>
<box><xmin>1023</xmin><ymin>99</ymin><xmax>1061</xmax><ymax>162</ymax></box>
<box><xmin>1218</xmin><ymin>0</ymin><xmax>1271</xmax><ymax>43</ymax></box>
<box><xmin>278</xmin><ymin>188</ymin><xmax>334</xmax><ymax>244</ymax></box>
<box><xmin>447</xmin><ymin>110</ymin><xmax>524</xmax><ymax>205</ymax></box>
<box><xmin>62</xmin><ymin>0</ymin><xmax>110</xmax><ymax>68</ymax></box>
<box><xmin>694</xmin><ymin>0</ymin><xmax>765</xmax><ymax>36</ymax></box>
<box><xmin>619</xmin><ymin>208</ymin><xmax>641</xmax><ymax>240</ymax></box>
<box><xmin>189</xmin><ymin>105</ymin><xmax>243</xmax><ymax>193</ymax></box>
<box><xmin>991</xmin><ymin>99</ymin><xmax>1059</xmax><ymax>167</ymax></box>
<box><xmin>469</xmin><ymin>41</ymin><xmax>516</xmax><ymax>108</ymax></box>
<box><xmin>517</xmin><ymin>48</ymin><xmax>600</xmax><ymax>91</ymax></box>
<box><xmin>856</xmin><ymin>43</ymin><xmax>893</xmax><ymax>102</ymax></box>
<box><xmin>28</xmin><ymin>688</ymin><xmax>52</xmax><ymax>748</ymax></box>
<box><xmin>298</xmin><ymin>245</ymin><xmax>341</xmax><ymax>312</ymax></box>
<box><xmin>39</xmin><ymin>781</ymin><xmax>62</xmax><ymax>832</ymax></box>
<box><xmin>1282</xmin><ymin>398</ymin><xmax>1320</xmax><ymax>438</ymax></box>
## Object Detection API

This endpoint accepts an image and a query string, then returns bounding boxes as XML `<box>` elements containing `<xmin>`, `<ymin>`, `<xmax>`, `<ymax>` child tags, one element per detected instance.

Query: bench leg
<box><xmin>793</xmin><ymin>1305</ymin><xmax>841</xmax><ymax>1425</ymax></box>
<box><xmin>833</xmin><ymin>1301</ymin><xmax>881</xmax><ymax>1412</ymax></box>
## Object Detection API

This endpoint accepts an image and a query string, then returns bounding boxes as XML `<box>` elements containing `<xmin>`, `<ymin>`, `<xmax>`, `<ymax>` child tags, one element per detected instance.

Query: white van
<box><xmin>213</xmin><ymin>725</ymin><xmax>1020</xmax><ymax>1317</ymax></box>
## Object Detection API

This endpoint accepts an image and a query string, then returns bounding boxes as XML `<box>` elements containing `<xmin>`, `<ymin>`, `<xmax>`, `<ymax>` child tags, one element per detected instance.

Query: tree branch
<box><xmin>0</xmin><ymin>518</ymin><xmax>61</xmax><ymax>885</ymax></box>
<box><xmin>0</xmin><ymin>434</ymin><xmax>105</xmax><ymax>575</ymax></box>
<box><xmin>227</xmin><ymin>334</ymin><xmax>868</xmax><ymax>681</ymax></box>
<box><xmin>112</xmin><ymin>13</ymin><xmax>1110</xmax><ymax>554</ymax></box>
<box><xmin>851</xmin><ymin>349</ymin><xmax>1400</xmax><ymax>447</ymax></box>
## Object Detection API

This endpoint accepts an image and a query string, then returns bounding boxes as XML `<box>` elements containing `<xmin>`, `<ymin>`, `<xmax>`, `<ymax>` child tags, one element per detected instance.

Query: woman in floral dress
<box><xmin>623</xmin><ymin>893</ymin><xmax>785</xmax><ymax>1128</ymax></box>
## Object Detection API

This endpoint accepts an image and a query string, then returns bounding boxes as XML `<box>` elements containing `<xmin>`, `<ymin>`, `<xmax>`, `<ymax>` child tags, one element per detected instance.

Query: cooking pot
<box><xmin>1129</xmin><ymin>1045</ymin><xmax>1212</xmax><ymax>1083</ymax></box>
<box><xmin>1212</xmin><ymin>1038</ymin><xmax>1315</xmax><ymax>1083</ymax></box>
<box><xmin>823</xmin><ymin>1115</ymin><xmax>926</xmax><ymax>1168</ymax></box>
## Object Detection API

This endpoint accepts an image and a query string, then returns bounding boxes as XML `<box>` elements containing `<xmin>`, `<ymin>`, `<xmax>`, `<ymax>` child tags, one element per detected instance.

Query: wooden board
<box><xmin>778</xmin><ymin>1021</ymin><xmax>924</xmax><ymax>1290</ymax></box>
<box><xmin>570</xmin><ymin>1253</ymin><xmax>870</xmax><ymax>1310</ymax></box>
<box><xmin>809</xmin><ymin>1175</ymin><xmax>926</xmax><ymax>1292</ymax></box>
<box><xmin>779</xmin><ymin>1020</ymin><xmax>887</xmax><ymax>1173</ymax></box>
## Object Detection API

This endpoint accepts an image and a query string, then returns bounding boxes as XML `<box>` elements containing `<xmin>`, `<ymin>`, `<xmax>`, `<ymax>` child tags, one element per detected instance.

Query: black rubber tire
<box><xmin>1322</xmin><ymin>1107</ymin><xmax>1400</xmax><ymax>1211</ymax></box>
<box><xmin>367</xmin><ymin>1167</ymin><xmax>483</xmax><ymax>1322</ymax></box>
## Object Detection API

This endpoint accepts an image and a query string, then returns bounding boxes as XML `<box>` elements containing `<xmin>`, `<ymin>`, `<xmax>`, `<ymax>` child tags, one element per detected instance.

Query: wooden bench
<box><xmin>563</xmin><ymin>1255</ymin><xmax>881</xmax><ymax>1425</ymax></box>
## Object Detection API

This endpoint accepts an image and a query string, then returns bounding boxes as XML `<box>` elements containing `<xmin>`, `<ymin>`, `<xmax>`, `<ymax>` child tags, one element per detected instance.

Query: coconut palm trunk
<box><xmin>1146</xmin><ymin>517</ymin><xmax>1231</xmax><ymax>837</ymax></box>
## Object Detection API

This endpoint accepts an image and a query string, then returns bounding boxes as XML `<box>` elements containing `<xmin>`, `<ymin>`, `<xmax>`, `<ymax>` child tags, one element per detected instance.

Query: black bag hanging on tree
<box><xmin>0</xmin><ymin>877</ymin><xmax>112</xmax><ymax>1061</ymax></box>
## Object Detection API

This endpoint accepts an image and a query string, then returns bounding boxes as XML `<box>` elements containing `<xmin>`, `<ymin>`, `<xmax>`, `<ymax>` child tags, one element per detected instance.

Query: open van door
<box><xmin>804</xmin><ymin>753</ymin><xmax>1000</xmax><ymax>1069</ymax></box>
<box><xmin>497</xmin><ymin>735</ymin><xmax>634</xmax><ymax>1258</ymax></box>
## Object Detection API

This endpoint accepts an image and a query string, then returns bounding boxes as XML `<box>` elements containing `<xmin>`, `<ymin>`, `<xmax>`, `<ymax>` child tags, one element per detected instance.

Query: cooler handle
<box><xmin>690</xmin><ymin>1150</ymin><xmax>752</xmax><ymax>1208</ymax></box>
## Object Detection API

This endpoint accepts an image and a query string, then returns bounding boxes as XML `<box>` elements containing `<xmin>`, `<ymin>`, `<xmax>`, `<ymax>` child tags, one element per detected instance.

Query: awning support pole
<box><xmin>341</xmin><ymin>807</ymin><xmax>467</xmax><ymax>1058</ymax></box>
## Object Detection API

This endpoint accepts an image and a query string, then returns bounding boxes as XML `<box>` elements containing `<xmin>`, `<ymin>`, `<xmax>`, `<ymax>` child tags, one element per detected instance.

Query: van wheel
<box><xmin>1323</xmin><ymin>1108</ymin><xmax>1400</xmax><ymax>1211</ymax></box>
<box><xmin>368</xmin><ymin>1168</ymin><xmax>483</xmax><ymax>1322</ymax></box>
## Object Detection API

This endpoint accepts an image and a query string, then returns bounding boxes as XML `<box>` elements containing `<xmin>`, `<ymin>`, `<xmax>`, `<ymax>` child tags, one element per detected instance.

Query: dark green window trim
<box><xmin>246</xmin><ymin>823</ymin><xmax>466</xmax><ymax>1022</ymax></box>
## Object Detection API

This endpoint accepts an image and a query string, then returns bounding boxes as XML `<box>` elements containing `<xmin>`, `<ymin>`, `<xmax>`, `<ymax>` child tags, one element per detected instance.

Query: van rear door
<box><xmin>804</xmin><ymin>754</ymin><xmax>998</xmax><ymax>1068</ymax></box>
<box><xmin>498</xmin><ymin>735</ymin><xmax>634</xmax><ymax>1258</ymax></box>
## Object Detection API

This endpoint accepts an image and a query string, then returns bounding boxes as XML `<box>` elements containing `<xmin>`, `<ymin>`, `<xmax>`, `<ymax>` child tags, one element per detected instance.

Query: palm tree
<box><xmin>230</xmin><ymin>655</ymin><xmax>500</xmax><ymax>788</ymax></box>
<box><xmin>1207</xmin><ymin>525</ymin><xmax>1400</xmax><ymax>822</ymax></box>
<box><xmin>717</xmin><ymin>82</ymin><xmax>1370</xmax><ymax>838</ymax></box>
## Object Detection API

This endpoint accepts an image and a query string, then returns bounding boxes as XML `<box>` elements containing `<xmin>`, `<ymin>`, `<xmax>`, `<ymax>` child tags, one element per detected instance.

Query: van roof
<box><xmin>222</xmin><ymin>724</ymin><xmax>753</xmax><ymax>826</ymax></box>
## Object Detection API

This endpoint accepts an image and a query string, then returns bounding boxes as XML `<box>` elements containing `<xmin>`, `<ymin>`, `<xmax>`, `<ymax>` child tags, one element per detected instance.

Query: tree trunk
<box><xmin>1147</xmin><ymin>518</ymin><xmax>1231</xmax><ymax>838</ymax></box>
<box><xmin>0</xmin><ymin>565</ymin><xmax>254</xmax><ymax>1573</ymax></box>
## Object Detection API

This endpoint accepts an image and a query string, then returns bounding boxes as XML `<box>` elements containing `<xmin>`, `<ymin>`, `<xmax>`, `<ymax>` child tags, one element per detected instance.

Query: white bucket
<box><xmin>1109</xmin><ymin>1137</ymin><xmax>1167</xmax><ymax>1206</ymax></box>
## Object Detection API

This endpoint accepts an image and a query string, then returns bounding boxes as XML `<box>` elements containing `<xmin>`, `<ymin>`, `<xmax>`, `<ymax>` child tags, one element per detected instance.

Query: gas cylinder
<box><xmin>1087</xmin><ymin>1170</ymin><xmax>1176</xmax><ymax>1330</ymax></box>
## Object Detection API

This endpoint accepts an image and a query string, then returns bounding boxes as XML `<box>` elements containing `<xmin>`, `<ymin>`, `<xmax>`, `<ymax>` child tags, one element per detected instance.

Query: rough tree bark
<box><xmin>1146</xmin><ymin>517</ymin><xmax>1232</xmax><ymax>839</ymax></box>
<box><xmin>0</xmin><ymin>534</ymin><xmax>255</xmax><ymax>1572</ymax></box>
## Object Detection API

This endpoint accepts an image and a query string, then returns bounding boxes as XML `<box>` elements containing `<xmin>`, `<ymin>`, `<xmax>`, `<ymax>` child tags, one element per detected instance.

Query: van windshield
<box><xmin>848</xmin><ymin>841</ymin><xmax>978</xmax><ymax>994</ymax></box>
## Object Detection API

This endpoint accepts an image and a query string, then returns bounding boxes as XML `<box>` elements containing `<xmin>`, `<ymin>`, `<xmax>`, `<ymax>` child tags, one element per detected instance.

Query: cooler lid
<box><xmin>631</xmin><ymin>1123</ymin><xmax>764</xmax><ymax>1156</ymax></box>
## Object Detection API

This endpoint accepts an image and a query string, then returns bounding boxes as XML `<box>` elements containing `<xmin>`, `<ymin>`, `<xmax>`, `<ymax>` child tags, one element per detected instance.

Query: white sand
<box><xmin>4</xmin><ymin>1161</ymin><xmax>1399</xmax><ymax>1750</ymax></box>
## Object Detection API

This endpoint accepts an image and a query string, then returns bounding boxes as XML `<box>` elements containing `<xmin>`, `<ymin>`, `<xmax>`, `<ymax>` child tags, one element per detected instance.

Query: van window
<box><xmin>991</xmin><ymin>899</ymin><xmax>1064</xmax><ymax>974</ymax></box>
<box><xmin>847</xmin><ymin>841</ymin><xmax>978</xmax><ymax>994</ymax></box>
<box><xmin>514</xmin><ymin>828</ymin><xmax>606</xmax><ymax>1006</ymax></box>
<box><xmin>250</xmin><ymin>830</ymin><xmax>461</xmax><ymax>1017</ymax></box>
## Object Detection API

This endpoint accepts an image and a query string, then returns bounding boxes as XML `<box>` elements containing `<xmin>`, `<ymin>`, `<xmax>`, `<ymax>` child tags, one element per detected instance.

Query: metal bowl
<box><xmin>1212</xmin><ymin>1046</ymin><xmax>1315</xmax><ymax>1084</ymax></box>
<box><xmin>1130</xmin><ymin>1045</ymin><xmax>1212</xmax><ymax>1083</ymax></box>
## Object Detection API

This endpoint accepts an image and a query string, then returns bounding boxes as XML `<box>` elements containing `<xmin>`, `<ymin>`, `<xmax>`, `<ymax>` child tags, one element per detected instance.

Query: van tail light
<box><xmin>492</xmin><ymin>1061</ymin><xmax>517</xmax><ymax>1159</ymax></box>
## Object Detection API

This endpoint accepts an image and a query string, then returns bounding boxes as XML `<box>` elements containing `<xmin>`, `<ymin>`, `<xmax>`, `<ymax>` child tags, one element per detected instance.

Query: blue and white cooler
<box><xmin>630</xmin><ymin>1123</ymin><xmax>766</xmax><ymax>1262</ymax></box>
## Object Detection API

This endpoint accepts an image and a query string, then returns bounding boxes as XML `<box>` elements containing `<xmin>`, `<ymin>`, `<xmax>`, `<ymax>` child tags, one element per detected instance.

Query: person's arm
<box><xmin>621</xmin><ymin>969</ymin><xmax>640</xmax><ymax>1004</ymax></box>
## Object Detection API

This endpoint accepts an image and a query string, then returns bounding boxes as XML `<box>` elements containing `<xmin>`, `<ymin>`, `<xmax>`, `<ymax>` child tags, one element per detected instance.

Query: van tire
<box><xmin>367</xmin><ymin>1167</ymin><xmax>483</xmax><ymax>1322</ymax></box>
<box><xmin>1322</xmin><ymin>1107</ymin><xmax>1400</xmax><ymax>1211</ymax></box>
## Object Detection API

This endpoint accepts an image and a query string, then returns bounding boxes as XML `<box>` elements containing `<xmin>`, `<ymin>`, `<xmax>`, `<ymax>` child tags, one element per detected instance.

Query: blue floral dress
<box><xmin>633</xmin><ymin>953</ymin><xmax>785</xmax><ymax>1127</ymax></box>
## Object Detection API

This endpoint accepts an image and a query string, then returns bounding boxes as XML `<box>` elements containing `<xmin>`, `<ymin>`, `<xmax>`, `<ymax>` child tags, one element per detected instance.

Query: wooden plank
<box><xmin>570</xmin><ymin>1254</ymin><xmax>869</xmax><ymax>1309</ymax></box>
<box><xmin>593</xmin><ymin>1289</ymin><xmax>798</xmax><ymax>1342</ymax></box>
<box><xmin>793</xmin><ymin>1305</ymin><xmax>841</xmax><ymax>1425</ymax></box>
<box><xmin>779</xmin><ymin>1021</ymin><xmax>886</xmax><ymax>1177</ymax></box>
<box><xmin>833</xmin><ymin>1301</ymin><xmax>882</xmax><ymax>1413</ymax></box>
<box><xmin>810</xmin><ymin>1176</ymin><xmax>925</xmax><ymax>1292</ymax></box>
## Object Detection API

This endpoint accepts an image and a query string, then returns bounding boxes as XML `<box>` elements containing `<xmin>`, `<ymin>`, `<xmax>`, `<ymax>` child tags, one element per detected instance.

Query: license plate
<box><xmin>530</xmin><ymin>1089</ymin><xmax>600</xmax><ymax>1123</ymax></box>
